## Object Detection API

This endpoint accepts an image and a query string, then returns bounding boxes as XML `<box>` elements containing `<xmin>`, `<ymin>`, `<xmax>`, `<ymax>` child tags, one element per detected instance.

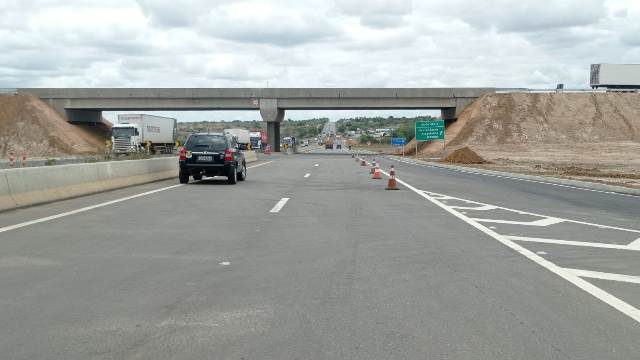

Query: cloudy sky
<box><xmin>2</xmin><ymin>0</ymin><xmax>639</xmax><ymax>121</ymax></box>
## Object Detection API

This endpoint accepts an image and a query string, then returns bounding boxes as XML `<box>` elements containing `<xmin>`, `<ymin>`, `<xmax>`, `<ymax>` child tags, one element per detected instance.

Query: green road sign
<box><xmin>415</xmin><ymin>120</ymin><xmax>445</xmax><ymax>141</ymax></box>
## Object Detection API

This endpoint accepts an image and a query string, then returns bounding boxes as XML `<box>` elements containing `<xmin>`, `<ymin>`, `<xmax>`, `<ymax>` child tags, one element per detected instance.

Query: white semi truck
<box><xmin>590</xmin><ymin>64</ymin><xmax>640</xmax><ymax>90</ymax></box>
<box><xmin>111</xmin><ymin>114</ymin><xmax>177</xmax><ymax>154</ymax></box>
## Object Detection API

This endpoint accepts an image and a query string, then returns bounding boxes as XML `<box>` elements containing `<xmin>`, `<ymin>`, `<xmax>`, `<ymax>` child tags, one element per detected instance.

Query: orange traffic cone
<box><xmin>372</xmin><ymin>165</ymin><xmax>382</xmax><ymax>179</ymax></box>
<box><xmin>386</xmin><ymin>165</ymin><xmax>399</xmax><ymax>190</ymax></box>
<box><xmin>370</xmin><ymin>159</ymin><xmax>376</xmax><ymax>174</ymax></box>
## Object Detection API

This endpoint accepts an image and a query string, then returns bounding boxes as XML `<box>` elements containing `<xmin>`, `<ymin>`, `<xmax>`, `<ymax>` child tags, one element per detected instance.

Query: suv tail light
<box><xmin>179</xmin><ymin>147</ymin><xmax>186</xmax><ymax>161</ymax></box>
<box><xmin>224</xmin><ymin>148</ymin><xmax>234</xmax><ymax>161</ymax></box>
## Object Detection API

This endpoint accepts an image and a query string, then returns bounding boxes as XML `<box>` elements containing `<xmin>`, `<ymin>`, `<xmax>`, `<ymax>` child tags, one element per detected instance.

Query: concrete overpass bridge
<box><xmin>17</xmin><ymin>88</ymin><xmax>495</xmax><ymax>152</ymax></box>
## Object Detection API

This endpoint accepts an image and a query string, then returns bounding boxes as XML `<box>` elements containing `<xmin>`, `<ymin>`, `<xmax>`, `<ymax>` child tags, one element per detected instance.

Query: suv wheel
<box><xmin>193</xmin><ymin>173</ymin><xmax>203</xmax><ymax>181</ymax></box>
<box><xmin>237</xmin><ymin>162</ymin><xmax>246</xmax><ymax>181</ymax></box>
<box><xmin>227</xmin><ymin>165</ymin><xmax>237</xmax><ymax>184</ymax></box>
<box><xmin>179</xmin><ymin>171</ymin><xmax>189</xmax><ymax>184</ymax></box>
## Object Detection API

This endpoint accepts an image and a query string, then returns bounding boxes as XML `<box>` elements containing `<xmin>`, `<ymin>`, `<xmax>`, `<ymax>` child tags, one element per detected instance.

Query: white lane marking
<box><xmin>248</xmin><ymin>161</ymin><xmax>273</xmax><ymax>169</ymax></box>
<box><xmin>219</xmin><ymin>261</ymin><xmax>231</xmax><ymax>266</ymax></box>
<box><xmin>567</xmin><ymin>269</ymin><xmax>640</xmax><ymax>284</ymax></box>
<box><xmin>449</xmin><ymin>204</ymin><xmax>498</xmax><ymax>211</ymax></box>
<box><xmin>537</xmin><ymin>251</ymin><xmax>547</xmax><ymax>255</ymax></box>
<box><xmin>628</xmin><ymin>238</ymin><xmax>640</xmax><ymax>250</ymax></box>
<box><xmin>304</xmin><ymin>173</ymin><xmax>311</xmax><ymax>178</ymax></box>
<box><xmin>506</xmin><ymin>236</ymin><xmax>640</xmax><ymax>251</ymax></box>
<box><xmin>422</xmin><ymin>190</ymin><xmax>639</xmax><ymax>234</ymax></box>
<box><xmin>379</xmin><ymin>168</ymin><xmax>640</xmax><ymax>324</ymax></box>
<box><xmin>0</xmin><ymin>161</ymin><xmax>275</xmax><ymax>234</ymax></box>
<box><xmin>386</xmin><ymin>155</ymin><xmax>638</xmax><ymax>198</ymax></box>
<box><xmin>269</xmin><ymin>197</ymin><xmax>290</xmax><ymax>213</ymax></box>
<box><xmin>0</xmin><ymin>185</ymin><xmax>183</xmax><ymax>234</ymax></box>
<box><xmin>314</xmin><ymin>164</ymin><xmax>319</xmax><ymax>167</ymax></box>
<box><xmin>471</xmin><ymin>217</ymin><xmax>565</xmax><ymax>227</ymax></box>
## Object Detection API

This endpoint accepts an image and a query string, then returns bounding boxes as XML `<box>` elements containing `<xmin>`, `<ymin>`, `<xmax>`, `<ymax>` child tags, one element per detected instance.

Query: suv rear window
<box><xmin>184</xmin><ymin>135</ymin><xmax>227</xmax><ymax>152</ymax></box>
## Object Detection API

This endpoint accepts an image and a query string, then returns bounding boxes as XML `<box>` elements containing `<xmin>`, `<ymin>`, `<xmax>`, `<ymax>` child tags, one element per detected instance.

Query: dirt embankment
<box><xmin>0</xmin><ymin>94</ymin><xmax>109</xmax><ymax>158</ymax></box>
<box><xmin>401</xmin><ymin>92</ymin><xmax>640</xmax><ymax>188</ymax></box>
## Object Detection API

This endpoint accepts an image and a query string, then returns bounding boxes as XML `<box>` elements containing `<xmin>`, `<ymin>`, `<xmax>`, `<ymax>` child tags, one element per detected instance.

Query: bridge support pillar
<box><xmin>260</xmin><ymin>99</ymin><xmax>284</xmax><ymax>152</ymax></box>
<box><xmin>441</xmin><ymin>98</ymin><xmax>474</xmax><ymax>122</ymax></box>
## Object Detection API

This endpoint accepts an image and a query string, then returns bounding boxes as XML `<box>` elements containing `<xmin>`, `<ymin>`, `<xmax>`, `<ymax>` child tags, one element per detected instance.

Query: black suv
<box><xmin>179</xmin><ymin>133</ymin><xmax>246</xmax><ymax>184</ymax></box>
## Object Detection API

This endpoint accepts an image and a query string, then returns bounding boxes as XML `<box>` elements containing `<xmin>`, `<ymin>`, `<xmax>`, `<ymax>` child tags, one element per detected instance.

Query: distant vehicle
<box><xmin>112</xmin><ymin>114</ymin><xmax>177</xmax><ymax>154</ymax></box>
<box><xmin>178</xmin><ymin>133</ymin><xmax>246</xmax><ymax>185</ymax></box>
<box><xmin>249</xmin><ymin>131</ymin><xmax>262</xmax><ymax>150</ymax></box>
<box><xmin>324</xmin><ymin>137</ymin><xmax>334</xmax><ymax>150</ymax></box>
<box><xmin>590</xmin><ymin>64</ymin><xmax>640</xmax><ymax>90</ymax></box>
<box><xmin>224</xmin><ymin>128</ymin><xmax>251</xmax><ymax>149</ymax></box>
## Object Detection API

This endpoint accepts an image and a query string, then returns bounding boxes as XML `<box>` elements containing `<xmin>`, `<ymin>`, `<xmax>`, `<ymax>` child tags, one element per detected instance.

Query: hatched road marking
<box><xmin>504</xmin><ymin>236</ymin><xmax>640</xmax><ymax>251</ymax></box>
<box><xmin>376</xmin><ymin>165</ymin><xmax>640</xmax><ymax>324</ymax></box>
<box><xmin>567</xmin><ymin>269</ymin><xmax>640</xmax><ymax>284</ymax></box>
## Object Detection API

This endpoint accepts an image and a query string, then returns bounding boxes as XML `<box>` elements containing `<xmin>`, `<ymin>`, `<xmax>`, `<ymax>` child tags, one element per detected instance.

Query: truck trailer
<box><xmin>112</xmin><ymin>114</ymin><xmax>177</xmax><ymax>154</ymax></box>
<box><xmin>590</xmin><ymin>64</ymin><xmax>640</xmax><ymax>90</ymax></box>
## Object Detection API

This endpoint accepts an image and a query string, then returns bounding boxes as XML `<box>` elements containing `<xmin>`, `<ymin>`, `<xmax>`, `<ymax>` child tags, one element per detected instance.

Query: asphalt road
<box><xmin>0</xmin><ymin>153</ymin><xmax>638</xmax><ymax>359</ymax></box>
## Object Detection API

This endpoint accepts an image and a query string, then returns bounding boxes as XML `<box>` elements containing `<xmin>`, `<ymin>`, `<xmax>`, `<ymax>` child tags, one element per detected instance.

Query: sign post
<box><xmin>414</xmin><ymin>120</ymin><xmax>445</xmax><ymax>159</ymax></box>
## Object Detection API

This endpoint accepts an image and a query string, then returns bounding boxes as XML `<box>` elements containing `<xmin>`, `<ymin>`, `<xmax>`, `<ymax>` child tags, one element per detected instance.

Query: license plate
<box><xmin>197</xmin><ymin>156</ymin><xmax>213</xmax><ymax>162</ymax></box>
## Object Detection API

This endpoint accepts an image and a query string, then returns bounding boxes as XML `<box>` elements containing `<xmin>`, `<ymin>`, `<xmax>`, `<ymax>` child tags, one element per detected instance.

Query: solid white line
<box><xmin>0</xmin><ymin>184</ymin><xmax>183</xmax><ymax>234</ymax></box>
<box><xmin>304</xmin><ymin>173</ymin><xmax>311</xmax><ymax>178</ymax></box>
<box><xmin>471</xmin><ymin>217</ymin><xmax>565</xmax><ymax>226</ymax></box>
<box><xmin>506</xmin><ymin>236</ymin><xmax>639</xmax><ymax>251</ymax></box>
<box><xmin>269</xmin><ymin>197</ymin><xmax>290</xmax><ymax>213</ymax></box>
<box><xmin>0</xmin><ymin>161</ymin><xmax>275</xmax><ymax>234</ymax></box>
<box><xmin>379</xmin><ymin>168</ymin><xmax>640</xmax><ymax>324</ymax></box>
<box><xmin>567</xmin><ymin>268</ymin><xmax>640</xmax><ymax>284</ymax></box>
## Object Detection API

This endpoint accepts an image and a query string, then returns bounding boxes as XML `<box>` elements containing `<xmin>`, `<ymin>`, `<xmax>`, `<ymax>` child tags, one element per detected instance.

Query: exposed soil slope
<box><xmin>0</xmin><ymin>94</ymin><xmax>109</xmax><ymax>157</ymax></box>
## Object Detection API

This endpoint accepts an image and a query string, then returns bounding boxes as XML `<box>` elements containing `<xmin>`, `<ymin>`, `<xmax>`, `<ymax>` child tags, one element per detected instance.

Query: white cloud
<box><xmin>2</xmin><ymin>0</ymin><xmax>639</xmax><ymax>120</ymax></box>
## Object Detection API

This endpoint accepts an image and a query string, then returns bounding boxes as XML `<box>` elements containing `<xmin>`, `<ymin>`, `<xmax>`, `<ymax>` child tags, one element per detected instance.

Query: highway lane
<box><xmin>0</xmin><ymin>154</ymin><xmax>639</xmax><ymax>359</ymax></box>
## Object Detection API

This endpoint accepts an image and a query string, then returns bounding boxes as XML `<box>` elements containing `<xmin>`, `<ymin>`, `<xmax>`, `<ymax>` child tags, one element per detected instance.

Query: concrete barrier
<box><xmin>0</xmin><ymin>157</ymin><xmax>178</xmax><ymax>212</ymax></box>
<box><xmin>242</xmin><ymin>151</ymin><xmax>258</xmax><ymax>163</ymax></box>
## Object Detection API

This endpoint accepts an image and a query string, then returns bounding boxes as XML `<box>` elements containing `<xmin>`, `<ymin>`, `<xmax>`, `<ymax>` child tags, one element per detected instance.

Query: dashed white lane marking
<box><xmin>536</xmin><ymin>251</ymin><xmax>547</xmax><ymax>255</ymax></box>
<box><xmin>378</xmin><ymin>168</ymin><xmax>640</xmax><ymax>324</ymax></box>
<box><xmin>567</xmin><ymin>269</ymin><xmax>640</xmax><ymax>284</ymax></box>
<box><xmin>304</xmin><ymin>173</ymin><xmax>311</xmax><ymax>178</ymax></box>
<box><xmin>0</xmin><ymin>161</ymin><xmax>274</xmax><ymax>234</ymax></box>
<box><xmin>269</xmin><ymin>198</ymin><xmax>290</xmax><ymax>213</ymax></box>
<box><xmin>506</xmin><ymin>236</ymin><xmax>640</xmax><ymax>251</ymax></box>
<box><xmin>471</xmin><ymin>217</ymin><xmax>565</xmax><ymax>227</ymax></box>
<box><xmin>314</xmin><ymin>164</ymin><xmax>319</xmax><ymax>167</ymax></box>
<box><xmin>219</xmin><ymin>261</ymin><xmax>231</xmax><ymax>266</ymax></box>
